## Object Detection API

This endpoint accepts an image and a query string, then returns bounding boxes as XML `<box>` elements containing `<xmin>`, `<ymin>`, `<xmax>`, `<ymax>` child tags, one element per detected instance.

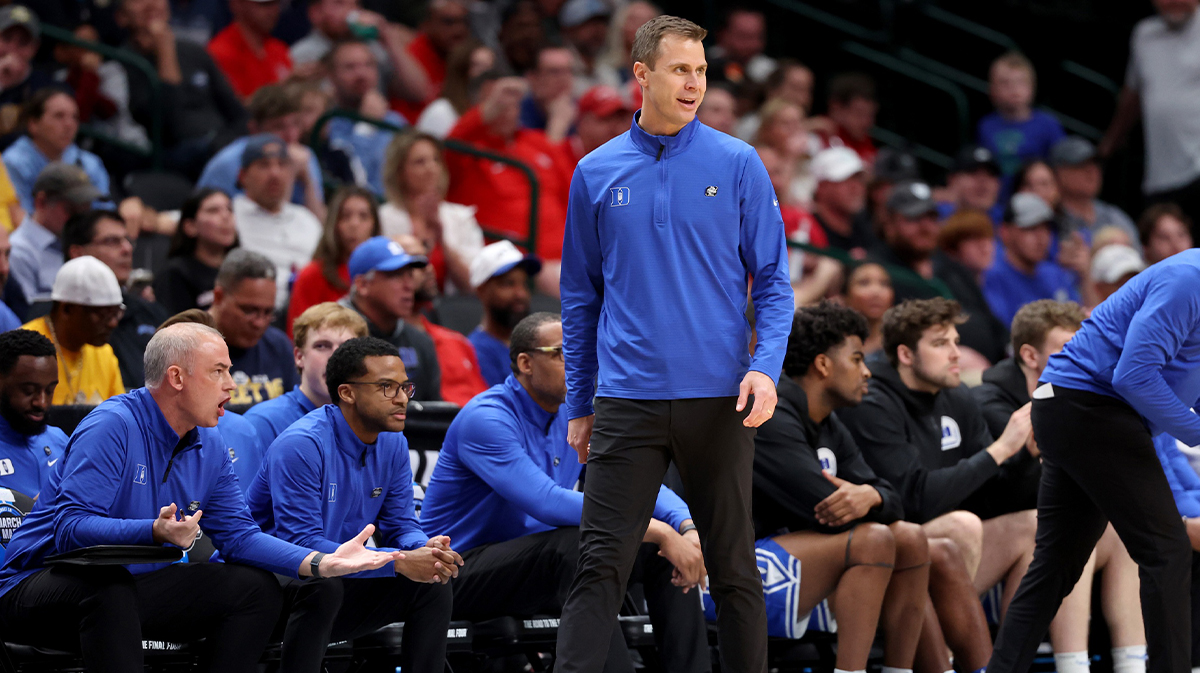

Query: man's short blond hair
<box><xmin>292</xmin><ymin>303</ymin><xmax>369</xmax><ymax>350</ymax></box>
<box><xmin>630</xmin><ymin>15</ymin><xmax>706</xmax><ymax>70</ymax></box>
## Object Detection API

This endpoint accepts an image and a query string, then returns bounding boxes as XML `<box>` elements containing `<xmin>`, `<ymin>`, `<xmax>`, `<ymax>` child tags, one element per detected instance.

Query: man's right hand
<box><xmin>568</xmin><ymin>415</ymin><xmax>595</xmax><ymax>463</ymax></box>
<box><xmin>480</xmin><ymin>77</ymin><xmax>527</xmax><ymax>124</ymax></box>
<box><xmin>152</xmin><ymin>503</ymin><xmax>202</xmax><ymax>548</ymax></box>
<box><xmin>314</xmin><ymin>525</ymin><xmax>405</xmax><ymax>578</ymax></box>
<box><xmin>395</xmin><ymin>546</ymin><xmax>458</xmax><ymax>584</ymax></box>
<box><xmin>988</xmin><ymin>402</ymin><xmax>1033</xmax><ymax>464</ymax></box>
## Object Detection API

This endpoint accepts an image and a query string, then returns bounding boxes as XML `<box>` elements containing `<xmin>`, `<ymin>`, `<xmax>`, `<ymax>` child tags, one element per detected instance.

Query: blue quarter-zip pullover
<box><xmin>420</xmin><ymin>376</ymin><xmax>692</xmax><ymax>551</ymax></box>
<box><xmin>560</xmin><ymin>113</ymin><xmax>793</xmax><ymax>419</ymax></box>
<box><xmin>0</xmin><ymin>389</ymin><xmax>313</xmax><ymax>598</ymax></box>
<box><xmin>1042</xmin><ymin>249</ymin><xmax>1200</xmax><ymax>446</ymax></box>
<box><xmin>244</xmin><ymin>386</ymin><xmax>318</xmax><ymax>449</ymax></box>
<box><xmin>0</xmin><ymin>414</ymin><xmax>67</xmax><ymax>498</ymax></box>
<box><xmin>246</xmin><ymin>405</ymin><xmax>428</xmax><ymax>579</ymax></box>
<box><xmin>216</xmin><ymin>410</ymin><xmax>266</xmax><ymax>494</ymax></box>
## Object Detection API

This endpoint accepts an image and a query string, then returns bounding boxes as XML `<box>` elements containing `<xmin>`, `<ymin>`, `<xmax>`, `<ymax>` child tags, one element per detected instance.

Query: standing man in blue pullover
<box><xmin>557</xmin><ymin>15</ymin><xmax>793</xmax><ymax>673</ymax></box>
<box><xmin>989</xmin><ymin>248</ymin><xmax>1200</xmax><ymax>673</ymax></box>
<box><xmin>0</xmin><ymin>323</ymin><xmax>401</xmax><ymax>673</ymax></box>
<box><xmin>247</xmin><ymin>336</ymin><xmax>462</xmax><ymax>673</ymax></box>
<box><xmin>0</xmin><ymin>329</ymin><xmax>67</xmax><ymax>499</ymax></box>
<box><xmin>421</xmin><ymin>313</ymin><xmax>710</xmax><ymax>673</ymax></box>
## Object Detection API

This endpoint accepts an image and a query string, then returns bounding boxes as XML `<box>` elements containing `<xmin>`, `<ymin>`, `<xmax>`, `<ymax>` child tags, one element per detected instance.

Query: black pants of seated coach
<box><xmin>989</xmin><ymin>385</ymin><xmax>1192</xmax><ymax>673</ymax></box>
<box><xmin>276</xmin><ymin>571</ymin><xmax>453</xmax><ymax>673</ymax></box>
<box><xmin>452</xmin><ymin>526</ymin><xmax>710</xmax><ymax>673</ymax></box>
<box><xmin>555</xmin><ymin>397</ymin><xmax>765</xmax><ymax>673</ymax></box>
<box><xmin>0</xmin><ymin>562</ymin><xmax>284</xmax><ymax>673</ymax></box>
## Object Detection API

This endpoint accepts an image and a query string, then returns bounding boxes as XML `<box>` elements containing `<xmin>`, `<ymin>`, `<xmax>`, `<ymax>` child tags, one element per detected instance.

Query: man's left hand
<box><xmin>658</xmin><ymin>529</ymin><xmax>706</xmax><ymax>593</ymax></box>
<box><xmin>736</xmin><ymin>371</ymin><xmax>777</xmax><ymax>427</ymax></box>
<box><xmin>814</xmin><ymin>473</ymin><xmax>882</xmax><ymax>527</ymax></box>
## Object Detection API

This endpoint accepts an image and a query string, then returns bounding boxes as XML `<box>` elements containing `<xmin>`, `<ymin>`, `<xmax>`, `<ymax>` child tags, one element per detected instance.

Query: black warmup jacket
<box><xmin>969</xmin><ymin>358</ymin><xmax>1042</xmax><ymax>517</ymax></box>
<box><xmin>752</xmin><ymin>377</ymin><xmax>904</xmax><ymax>539</ymax></box>
<box><xmin>839</xmin><ymin>359</ymin><xmax>1000</xmax><ymax>524</ymax></box>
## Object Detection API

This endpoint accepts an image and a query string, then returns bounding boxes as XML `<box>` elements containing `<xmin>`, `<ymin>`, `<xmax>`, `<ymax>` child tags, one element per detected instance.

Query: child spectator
<box><xmin>977</xmin><ymin>52</ymin><xmax>1065</xmax><ymax>198</ymax></box>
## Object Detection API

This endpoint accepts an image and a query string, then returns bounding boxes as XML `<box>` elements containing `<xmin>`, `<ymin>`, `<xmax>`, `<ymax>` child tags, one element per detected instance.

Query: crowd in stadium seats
<box><xmin>0</xmin><ymin>0</ymin><xmax>1198</xmax><ymax>670</ymax></box>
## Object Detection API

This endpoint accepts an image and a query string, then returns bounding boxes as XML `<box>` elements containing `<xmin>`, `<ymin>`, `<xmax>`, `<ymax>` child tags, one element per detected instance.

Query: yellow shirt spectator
<box><xmin>0</xmin><ymin>162</ymin><xmax>21</xmax><ymax>232</ymax></box>
<box><xmin>23</xmin><ymin>315</ymin><xmax>125</xmax><ymax>406</ymax></box>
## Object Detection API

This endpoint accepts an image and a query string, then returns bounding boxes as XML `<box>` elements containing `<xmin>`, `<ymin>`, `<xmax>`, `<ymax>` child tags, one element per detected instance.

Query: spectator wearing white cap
<box><xmin>339</xmin><ymin>236</ymin><xmax>442</xmax><ymax>400</ymax></box>
<box><xmin>1090</xmin><ymin>243</ymin><xmax>1146</xmax><ymax>306</ymax></box>
<box><xmin>983</xmin><ymin>193</ymin><xmax>1081</xmax><ymax>327</ymax></box>
<box><xmin>810</xmin><ymin>146</ymin><xmax>877</xmax><ymax>259</ymax></box>
<box><xmin>21</xmin><ymin>256</ymin><xmax>124</xmax><ymax>405</ymax></box>
<box><xmin>467</xmin><ymin>241</ymin><xmax>541</xmax><ymax>387</ymax></box>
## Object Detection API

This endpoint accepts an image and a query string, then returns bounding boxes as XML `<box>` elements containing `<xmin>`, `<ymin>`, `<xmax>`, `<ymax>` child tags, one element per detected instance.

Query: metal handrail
<box><xmin>309</xmin><ymin>109</ymin><xmax>541</xmax><ymax>255</ymax></box>
<box><xmin>869</xmin><ymin>127</ymin><xmax>953</xmax><ymax>170</ymax></box>
<box><xmin>1060</xmin><ymin>60</ymin><xmax>1121</xmax><ymax>96</ymax></box>
<box><xmin>918</xmin><ymin>5</ymin><xmax>1020</xmax><ymax>53</ymax></box>
<box><xmin>841</xmin><ymin>41</ymin><xmax>971</xmax><ymax>146</ymax></box>
<box><xmin>762</xmin><ymin>0</ymin><xmax>889</xmax><ymax>43</ymax></box>
<box><xmin>40</xmin><ymin>24</ymin><xmax>163</xmax><ymax>168</ymax></box>
<box><xmin>786</xmin><ymin>240</ymin><xmax>954</xmax><ymax>299</ymax></box>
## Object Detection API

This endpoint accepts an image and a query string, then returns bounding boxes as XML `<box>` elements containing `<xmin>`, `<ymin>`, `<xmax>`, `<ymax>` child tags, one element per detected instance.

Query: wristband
<box><xmin>679</xmin><ymin>523</ymin><xmax>697</xmax><ymax>536</ymax></box>
<box><xmin>310</xmin><ymin>552</ymin><xmax>327</xmax><ymax>579</ymax></box>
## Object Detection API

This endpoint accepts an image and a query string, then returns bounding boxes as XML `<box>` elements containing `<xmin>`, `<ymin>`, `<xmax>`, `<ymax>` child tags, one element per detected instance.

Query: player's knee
<box><xmin>927</xmin><ymin>537</ymin><xmax>969</xmax><ymax>582</ymax></box>
<box><xmin>944</xmin><ymin>510</ymin><xmax>984</xmax><ymax>553</ymax></box>
<box><xmin>849</xmin><ymin>522</ymin><xmax>895</xmax><ymax>566</ymax></box>
<box><xmin>890</xmin><ymin>521</ymin><xmax>930</xmax><ymax>567</ymax></box>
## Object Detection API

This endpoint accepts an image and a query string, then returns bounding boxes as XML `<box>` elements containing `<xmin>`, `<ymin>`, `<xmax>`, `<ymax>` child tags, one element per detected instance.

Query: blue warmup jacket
<box><xmin>1154</xmin><ymin>434</ymin><xmax>1200</xmax><ymax>518</ymax></box>
<box><xmin>1042</xmin><ymin>249</ymin><xmax>1200</xmax><ymax>446</ymax></box>
<box><xmin>244</xmin><ymin>386</ymin><xmax>318</xmax><ymax>449</ymax></box>
<box><xmin>216</xmin><ymin>411</ymin><xmax>266</xmax><ymax>494</ymax></box>
<box><xmin>245</xmin><ymin>405</ymin><xmax>427</xmax><ymax>579</ymax></box>
<box><xmin>0</xmin><ymin>414</ymin><xmax>67</xmax><ymax>498</ymax></box>
<box><xmin>0</xmin><ymin>389</ymin><xmax>313</xmax><ymax>598</ymax></box>
<box><xmin>560</xmin><ymin>113</ymin><xmax>793</xmax><ymax>419</ymax></box>
<box><xmin>420</xmin><ymin>376</ymin><xmax>691</xmax><ymax>551</ymax></box>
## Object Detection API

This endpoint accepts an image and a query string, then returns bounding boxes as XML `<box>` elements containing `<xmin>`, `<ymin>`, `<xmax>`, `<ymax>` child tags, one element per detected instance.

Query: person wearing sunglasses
<box><xmin>421</xmin><ymin>313</ymin><xmax>710</xmax><ymax>671</ymax></box>
<box><xmin>247</xmin><ymin>336</ymin><xmax>461</xmax><ymax>673</ymax></box>
<box><xmin>21</xmin><ymin>255</ymin><xmax>125</xmax><ymax>405</ymax></box>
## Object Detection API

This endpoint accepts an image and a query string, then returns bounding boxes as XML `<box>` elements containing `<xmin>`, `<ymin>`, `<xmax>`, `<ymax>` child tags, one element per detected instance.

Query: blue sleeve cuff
<box><xmin>565</xmin><ymin>401</ymin><xmax>595</xmax><ymax>420</ymax></box>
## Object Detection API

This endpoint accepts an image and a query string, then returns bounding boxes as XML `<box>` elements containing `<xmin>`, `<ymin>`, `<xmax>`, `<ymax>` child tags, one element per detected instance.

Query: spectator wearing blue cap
<box><xmin>339</xmin><ymin>236</ymin><xmax>442</xmax><ymax>400</ymax></box>
<box><xmin>983</xmin><ymin>193</ymin><xmax>1080</xmax><ymax>327</ymax></box>
<box><xmin>467</xmin><ymin>241</ymin><xmax>541</xmax><ymax>387</ymax></box>
<box><xmin>231</xmin><ymin>133</ymin><xmax>323</xmax><ymax>309</ymax></box>
<box><xmin>938</xmin><ymin>146</ymin><xmax>1004</xmax><ymax>224</ymax></box>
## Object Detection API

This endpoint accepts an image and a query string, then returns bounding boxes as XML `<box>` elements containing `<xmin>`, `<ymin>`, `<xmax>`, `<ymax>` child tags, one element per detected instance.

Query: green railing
<box><xmin>41</xmin><ymin>24</ymin><xmax>164</xmax><ymax>168</ymax></box>
<box><xmin>786</xmin><ymin>240</ymin><xmax>953</xmax><ymax>299</ymax></box>
<box><xmin>763</xmin><ymin>0</ymin><xmax>889</xmax><ymax>44</ymax></box>
<box><xmin>917</xmin><ymin>4</ymin><xmax>1020</xmax><ymax>53</ymax></box>
<box><xmin>309</xmin><ymin>109</ymin><xmax>540</xmax><ymax>255</ymax></box>
<box><xmin>841</xmin><ymin>41</ymin><xmax>971</xmax><ymax>147</ymax></box>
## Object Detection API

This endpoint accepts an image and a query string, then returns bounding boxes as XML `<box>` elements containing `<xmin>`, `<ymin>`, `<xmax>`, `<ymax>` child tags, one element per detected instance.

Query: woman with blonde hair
<box><xmin>754</xmin><ymin>98</ymin><xmax>820</xmax><ymax>206</ymax></box>
<box><xmin>379</xmin><ymin>130</ymin><xmax>483</xmax><ymax>294</ymax></box>
<box><xmin>286</xmin><ymin>185</ymin><xmax>381</xmax><ymax>333</ymax></box>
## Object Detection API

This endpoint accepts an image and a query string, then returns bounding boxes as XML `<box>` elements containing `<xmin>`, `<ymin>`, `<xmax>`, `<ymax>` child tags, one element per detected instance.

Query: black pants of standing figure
<box><xmin>990</xmin><ymin>386</ymin><xmax>1192</xmax><ymax>673</ymax></box>
<box><xmin>451</xmin><ymin>526</ymin><xmax>711</xmax><ymax>673</ymax></box>
<box><xmin>555</xmin><ymin>397</ymin><xmax>768</xmax><ymax>673</ymax></box>
<box><xmin>0</xmin><ymin>563</ymin><xmax>284</xmax><ymax>673</ymax></box>
<box><xmin>276</xmin><ymin>573</ymin><xmax>453</xmax><ymax>673</ymax></box>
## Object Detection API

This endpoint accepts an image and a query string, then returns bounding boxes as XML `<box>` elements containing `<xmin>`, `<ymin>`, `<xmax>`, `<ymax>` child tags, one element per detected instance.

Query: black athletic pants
<box><xmin>451</xmin><ymin>526</ymin><xmax>710</xmax><ymax>673</ymax></box>
<box><xmin>0</xmin><ymin>562</ymin><xmax>284</xmax><ymax>673</ymax></box>
<box><xmin>276</xmin><ymin>572</ymin><xmax>452</xmax><ymax>673</ymax></box>
<box><xmin>555</xmin><ymin>397</ymin><xmax>766</xmax><ymax>673</ymax></box>
<box><xmin>990</xmin><ymin>385</ymin><xmax>1192</xmax><ymax>673</ymax></box>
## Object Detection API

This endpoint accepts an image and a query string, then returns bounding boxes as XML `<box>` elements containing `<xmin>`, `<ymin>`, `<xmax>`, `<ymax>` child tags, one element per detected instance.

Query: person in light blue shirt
<box><xmin>0</xmin><ymin>330</ymin><xmax>67</xmax><ymax>499</ymax></box>
<box><xmin>246</xmin><ymin>336</ymin><xmax>459</xmax><ymax>673</ymax></box>
<box><xmin>557</xmin><ymin>17</ymin><xmax>792</xmax><ymax>672</ymax></box>
<box><xmin>196</xmin><ymin>84</ymin><xmax>325</xmax><ymax>212</ymax></box>
<box><xmin>0</xmin><ymin>323</ymin><xmax>400</xmax><ymax>672</ymax></box>
<box><xmin>8</xmin><ymin>163</ymin><xmax>102</xmax><ymax>303</ymax></box>
<box><xmin>325</xmin><ymin>40</ymin><xmax>408</xmax><ymax>196</ymax></box>
<box><xmin>421</xmin><ymin>312</ymin><xmax>710</xmax><ymax>672</ymax></box>
<box><xmin>983</xmin><ymin>193</ymin><xmax>1080</xmax><ymax>327</ymax></box>
<box><xmin>989</xmin><ymin>249</ymin><xmax>1200</xmax><ymax>673</ymax></box>
<box><xmin>2</xmin><ymin>89</ymin><xmax>110</xmax><ymax>214</ymax></box>
<box><xmin>467</xmin><ymin>241</ymin><xmax>542</xmax><ymax>387</ymax></box>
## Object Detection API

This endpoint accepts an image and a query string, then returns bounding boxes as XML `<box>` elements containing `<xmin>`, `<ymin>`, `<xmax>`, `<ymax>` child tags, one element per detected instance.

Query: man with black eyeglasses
<box><xmin>62</xmin><ymin>209</ymin><xmax>169</xmax><ymax>389</ymax></box>
<box><xmin>209</xmin><ymin>249</ymin><xmax>297</xmax><ymax>405</ymax></box>
<box><xmin>22</xmin><ymin>255</ymin><xmax>125</xmax><ymax>405</ymax></box>
<box><xmin>421</xmin><ymin>313</ymin><xmax>711</xmax><ymax>672</ymax></box>
<box><xmin>246</xmin><ymin>336</ymin><xmax>461</xmax><ymax>673</ymax></box>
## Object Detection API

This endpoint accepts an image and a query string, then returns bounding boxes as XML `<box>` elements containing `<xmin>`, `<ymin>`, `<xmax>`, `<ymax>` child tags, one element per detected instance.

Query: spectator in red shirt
<box><xmin>815</xmin><ymin>72</ymin><xmax>878</xmax><ymax>166</ymax></box>
<box><xmin>445</xmin><ymin>75</ymin><xmax>572</xmax><ymax>295</ymax></box>
<box><xmin>287</xmin><ymin>185</ymin><xmax>381</xmax><ymax>334</ymax></box>
<box><xmin>566</xmin><ymin>84</ymin><xmax>630</xmax><ymax>164</ymax></box>
<box><xmin>393</xmin><ymin>0</ymin><xmax>470</xmax><ymax>122</ymax></box>
<box><xmin>707</xmin><ymin>7</ymin><xmax>774</xmax><ymax>85</ymax></box>
<box><xmin>759</xmin><ymin>145</ymin><xmax>839</xmax><ymax>307</ymax></box>
<box><xmin>811</xmin><ymin>146</ymin><xmax>878</xmax><ymax>259</ymax></box>
<box><xmin>207</xmin><ymin>0</ymin><xmax>292</xmax><ymax>100</ymax></box>
<box><xmin>394</xmin><ymin>234</ymin><xmax>487</xmax><ymax>406</ymax></box>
